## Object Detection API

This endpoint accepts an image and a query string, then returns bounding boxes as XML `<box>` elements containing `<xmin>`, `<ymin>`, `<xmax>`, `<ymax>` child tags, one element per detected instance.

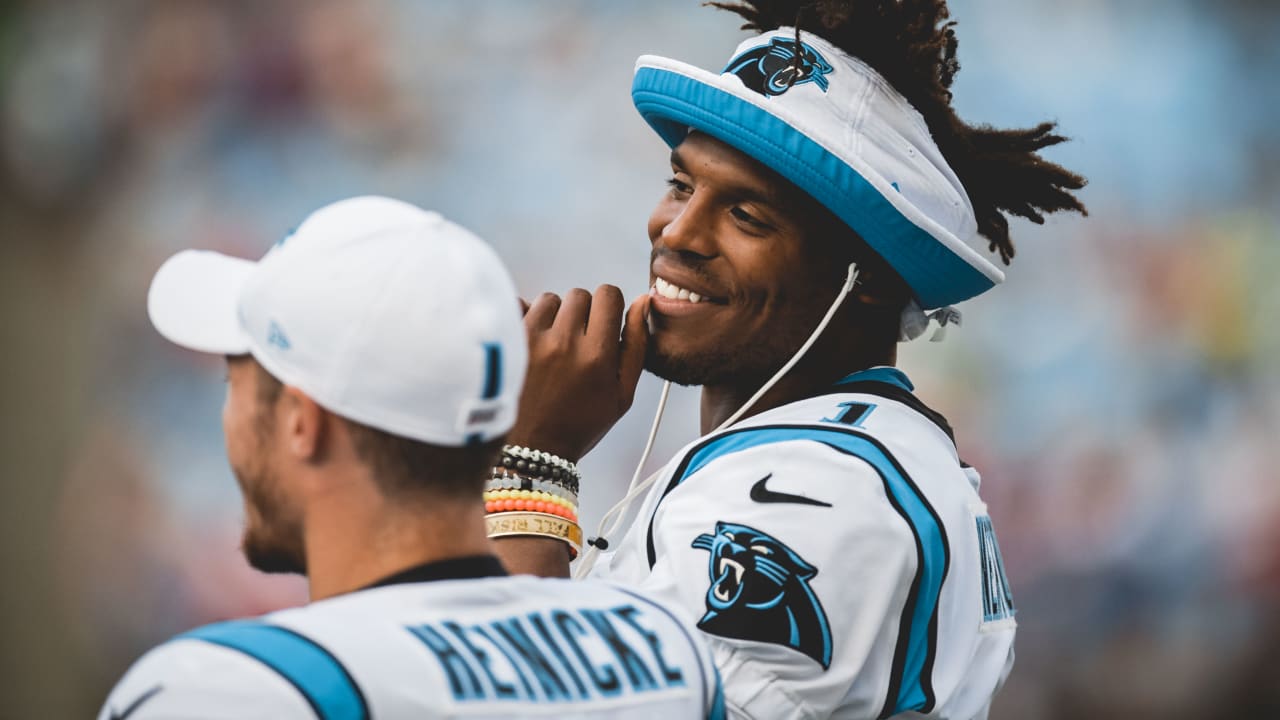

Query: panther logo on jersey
<box><xmin>722</xmin><ymin>37</ymin><xmax>834</xmax><ymax>96</ymax></box>
<box><xmin>691</xmin><ymin>521</ymin><xmax>832</xmax><ymax>668</ymax></box>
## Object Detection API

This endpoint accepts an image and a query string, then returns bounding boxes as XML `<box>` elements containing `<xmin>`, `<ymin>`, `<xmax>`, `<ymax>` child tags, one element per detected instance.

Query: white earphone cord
<box><xmin>573</xmin><ymin>263</ymin><xmax>859</xmax><ymax>578</ymax></box>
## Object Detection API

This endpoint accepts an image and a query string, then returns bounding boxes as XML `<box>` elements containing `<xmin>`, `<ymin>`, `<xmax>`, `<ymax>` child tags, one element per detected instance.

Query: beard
<box><xmin>643</xmin><ymin>316</ymin><xmax>814</xmax><ymax>389</ymax></box>
<box><xmin>233</xmin><ymin>454</ymin><xmax>306</xmax><ymax>575</ymax></box>
<box><xmin>645</xmin><ymin>341</ymin><xmax>763</xmax><ymax>388</ymax></box>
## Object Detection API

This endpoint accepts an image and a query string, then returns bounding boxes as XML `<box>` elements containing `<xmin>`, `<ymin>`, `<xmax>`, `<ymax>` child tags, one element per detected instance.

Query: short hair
<box><xmin>344</xmin><ymin>420</ymin><xmax>504</xmax><ymax>500</ymax></box>
<box><xmin>251</xmin><ymin>361</ymin><xmax>501</xmax><ymax>499</ymax></box>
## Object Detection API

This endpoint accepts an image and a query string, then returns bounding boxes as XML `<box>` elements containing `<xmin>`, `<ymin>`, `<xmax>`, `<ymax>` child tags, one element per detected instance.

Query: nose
<box><xmin>654</xmin><ymin>194</ymin><xmax>718</xmax><ymax>259</ymax></box>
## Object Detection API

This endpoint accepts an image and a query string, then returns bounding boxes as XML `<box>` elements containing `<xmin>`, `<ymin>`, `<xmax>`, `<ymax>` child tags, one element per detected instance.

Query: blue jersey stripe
<box><xmin>481</xmin><ymin>343</ymin><xmax>503</xmax><ymax>400</ymax></box>
<box><xmin>657</xmin><ymin>424</ymin><xmax>948</xmax><ymax>715</ymax></box>
<box><xmin>182</xmin><ymin>621</ymin><xmax>369</xmax><ymax>720</ymax></box>
<box><xmin>707</xmin><ymin>666</ymin><xmax>727</xmax><ymax>720</ymax></box>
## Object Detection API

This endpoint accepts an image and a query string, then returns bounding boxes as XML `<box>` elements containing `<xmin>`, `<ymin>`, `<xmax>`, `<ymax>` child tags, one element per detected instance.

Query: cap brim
<box><xmin>148</xmin><ymin>250</ymin><xmax>255</xmax><ymax>355</ymax></box>
<box><xmin>632</xmin><ymin>56</ymin><xmax>1002</xmax><ymax>310</ymax></box>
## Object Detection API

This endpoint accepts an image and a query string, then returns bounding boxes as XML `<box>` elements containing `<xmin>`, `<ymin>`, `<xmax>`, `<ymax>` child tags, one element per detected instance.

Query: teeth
<box><xmin>713</xmin><ymin>557</ymin><xmax>745</xmax><ymax>601</ymax></box>
<box><xmin>652</xmin><ymin>276</ymin><xmax>706</xmax><ymax>303</ymax></box>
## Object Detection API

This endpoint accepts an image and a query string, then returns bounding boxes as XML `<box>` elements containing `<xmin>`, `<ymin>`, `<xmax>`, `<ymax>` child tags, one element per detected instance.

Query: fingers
<box><xmin>524</xmin><ymin>293</ymin><xmax>562</xmax><ymax>331</ymax></box>
<box><xmin>553</xmin><ymin>288</ymin><xmax>592</xmax><ymax>334</ymax></box>
<box><xmin>528</xmin><ymin>287</ymin><xmax>633</xmax><ymax>375</ymax></box>
<box><xmin>511</xmin><ymin>287</ymin><xmax>647</xmax><ymax>461</ymax></box>
<box><xmin>617</xmin><ymin>293</ymin><xmax>651</xmax><ymax>409</ymax></box>
<box><xmin>585</xmin><ymin>285</ymin><xmax>625</xmax><ymax>348</ymax></box>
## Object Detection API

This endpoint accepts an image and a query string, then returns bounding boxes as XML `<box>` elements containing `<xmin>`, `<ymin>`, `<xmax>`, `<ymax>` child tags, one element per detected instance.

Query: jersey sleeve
<box><xmin>97</xmin><ymin>637</ymin><xmax>319</xmax><ymax>720</ymax></box>
<box><xmin>633</xmin><ymin>432</ymin><xmax>936</xmax><ymax>720</ymax></box>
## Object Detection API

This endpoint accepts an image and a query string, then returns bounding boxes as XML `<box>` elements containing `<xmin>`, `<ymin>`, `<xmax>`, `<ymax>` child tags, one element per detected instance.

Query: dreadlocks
<box><xmin>707</xmin><ymin>0</ymin><xmax>1087</xmax><ymax>264</ymax></box>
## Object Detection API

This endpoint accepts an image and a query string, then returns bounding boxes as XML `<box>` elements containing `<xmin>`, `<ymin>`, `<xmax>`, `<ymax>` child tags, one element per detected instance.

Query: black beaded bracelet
<box><xmin>500</xmin><ymin>445</ymin><xmax>580</xmax><ymax>492</ymax></box>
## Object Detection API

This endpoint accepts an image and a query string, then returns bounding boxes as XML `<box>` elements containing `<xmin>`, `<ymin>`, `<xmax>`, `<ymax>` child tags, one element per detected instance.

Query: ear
<box><xmin>850</xmin><ymin>263</ymin><xmax>910</xmax><ymax>309</ymax></box>
<box><xmin>277</xmin><ymin>386</ymin><xmax>327</xmax><ymax>463</ymax></box>
<box><xmin>791</xmin><ymin>553</ymin><xmax>817</xmax><ymax>579</ymax></box>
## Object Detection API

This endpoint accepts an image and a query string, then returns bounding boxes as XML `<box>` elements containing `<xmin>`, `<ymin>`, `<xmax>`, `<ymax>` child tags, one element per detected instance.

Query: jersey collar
<box><xmin>833</xmin><ymin>365</ymin><xmax>914</xmax><ymax>392</ymax></box>
<box><xmin>831</xmin><ymin>365</ymin><xmax>955</xmax><ymax>445</ymax></box>
<box><xmin>361</xmin><ymin>554</ymin><xmax>507</xmax><ymax>590</ymax></box>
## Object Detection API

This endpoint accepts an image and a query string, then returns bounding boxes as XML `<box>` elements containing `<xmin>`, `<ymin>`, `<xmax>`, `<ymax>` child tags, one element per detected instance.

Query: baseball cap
<box><xmin>147</xmin><ymin>195</ymin><xmax>527</xmax><ymax>446</ymax></box>
<box><xmin>632</xmin><ymin>29</ymin><xmax>1003</xmax><ymax>310</ymax></box>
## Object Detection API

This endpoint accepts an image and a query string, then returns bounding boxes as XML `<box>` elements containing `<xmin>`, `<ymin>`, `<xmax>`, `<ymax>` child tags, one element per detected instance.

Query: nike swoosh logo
<box><xmin>109</xmin><ymin>685</ymin><xmax>163</xmax><ymax>720</ymax></box>
<box><xmin>749</xmin><ymin>474</ymin><xmax>832</xmax><ymax>507</ymax></box>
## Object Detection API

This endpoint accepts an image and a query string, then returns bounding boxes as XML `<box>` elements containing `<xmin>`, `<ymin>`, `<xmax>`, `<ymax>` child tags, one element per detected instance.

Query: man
<box><xmin>100</xmin><ymin>196</ymin><xmax>725</xmax><ymax>719</ymax></box>
<box><xmin>494</xmin><ymin>2</ymin><xmax>1086</xmax><ymax>718</ymax></box>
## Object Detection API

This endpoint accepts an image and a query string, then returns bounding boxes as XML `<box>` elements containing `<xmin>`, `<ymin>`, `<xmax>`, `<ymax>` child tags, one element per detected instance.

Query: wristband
<box><xmin>485</xmin><ymin>511</ymin><xmax>582</xmax><ymax>559</ymax></box>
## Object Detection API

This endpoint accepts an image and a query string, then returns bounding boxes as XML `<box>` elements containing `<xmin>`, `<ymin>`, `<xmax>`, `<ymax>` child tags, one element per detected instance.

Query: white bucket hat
<box><xmin>147</xmin><ymin>195</ymin><xmax>527</xmax><ymax>446</ymax></box>
<box><xmin>632</xmin><ymin>29</ymin><xmax>1003</xmax><ymax>310</ymax></box>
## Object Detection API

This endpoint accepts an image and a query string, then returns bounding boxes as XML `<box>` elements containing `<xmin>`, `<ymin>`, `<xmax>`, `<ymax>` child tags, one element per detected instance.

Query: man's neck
<box><xmin>699</xmin><ymin>349</ymin><xmax>895</xmax><ymax>434</ymax></box>
<box><xmin>303</xmin><ymin>491</ymin><xmax>494</xmax><ymax>602</ymax></box>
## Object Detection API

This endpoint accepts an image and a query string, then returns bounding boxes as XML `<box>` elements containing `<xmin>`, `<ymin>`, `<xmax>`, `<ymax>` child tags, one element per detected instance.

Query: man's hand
<box><xmin>509</xmin><ymin>285</ymin><xmax>649</xmax><ymax>463</ymax></box>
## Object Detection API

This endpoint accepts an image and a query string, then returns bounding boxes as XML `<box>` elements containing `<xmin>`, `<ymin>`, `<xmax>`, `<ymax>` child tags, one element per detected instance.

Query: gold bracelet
<box><xmin>486</xmin><ymin>511</ymin><xmax>583</xmax><ymax>559</ymax></box>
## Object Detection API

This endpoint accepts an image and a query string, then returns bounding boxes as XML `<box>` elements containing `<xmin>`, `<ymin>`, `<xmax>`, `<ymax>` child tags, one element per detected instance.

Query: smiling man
<box><xmin>495</xmin><ymin>2</ymin><xmax>1086</xmax><ymax>719</ymax></box>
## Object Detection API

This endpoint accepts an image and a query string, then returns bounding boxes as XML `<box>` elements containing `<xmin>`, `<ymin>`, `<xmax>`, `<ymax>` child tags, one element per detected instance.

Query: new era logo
<box><xmin>267</xmin><ymin>321</ymin><xmax>291</xmax><ymax>350</ymax></box>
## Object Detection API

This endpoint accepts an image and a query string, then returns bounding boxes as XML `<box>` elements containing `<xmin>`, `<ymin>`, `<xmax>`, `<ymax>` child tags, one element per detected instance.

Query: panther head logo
<box><xmin>691</xmin><ymin>521</ymin><xmax>832</xmax><ymax>668</ymax></box>
<box><xmin>722</xmin><ymin>37</ymin><xmax>834</xmax><ymax>97</ymax></box>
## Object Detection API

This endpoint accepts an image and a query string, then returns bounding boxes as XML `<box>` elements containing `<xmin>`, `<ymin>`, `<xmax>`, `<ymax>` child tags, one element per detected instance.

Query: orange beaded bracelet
<box><xmin>482</xmin><ymin>489</ymin><xmax>578</xmax><ymax>524</ymax></box>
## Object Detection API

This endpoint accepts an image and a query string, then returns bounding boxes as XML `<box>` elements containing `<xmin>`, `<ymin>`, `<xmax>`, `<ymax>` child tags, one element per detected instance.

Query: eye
<box><xmin>731</xmin><ymin>207</ymin><xmax>771</xmax><ymax>230</ymax></box>
<box><xmin>665</xmin><ymin>177</ymin><xmax>692</xmax><ymax>196</ymax></box>
<box><xmin>750</xmin><ymin>545</ymin><xmax>772</xmax><ymax>555</ymax></box>
<box><xmin>723</xmin><ymin>532</ymin><xmax>735</xmax><ymax>542</ymax></box>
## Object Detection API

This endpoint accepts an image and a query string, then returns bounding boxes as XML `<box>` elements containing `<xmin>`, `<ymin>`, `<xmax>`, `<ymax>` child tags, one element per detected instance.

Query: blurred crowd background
<box><xmin>0</xmin><ymin>0</ymin><xmax>1276</xmax><ymax>717</ymax></box>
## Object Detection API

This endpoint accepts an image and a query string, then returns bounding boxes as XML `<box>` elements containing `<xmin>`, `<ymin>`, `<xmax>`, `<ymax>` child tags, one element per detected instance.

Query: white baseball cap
<box><xmin>632</xmin><ymin>29</ymin><xmax>1003</xmax><ymax>310</ymax></box>
<box><xmin>147</xmin><ymin>195</ymin><xmax>527</xmax><ymax>446</ymax></box>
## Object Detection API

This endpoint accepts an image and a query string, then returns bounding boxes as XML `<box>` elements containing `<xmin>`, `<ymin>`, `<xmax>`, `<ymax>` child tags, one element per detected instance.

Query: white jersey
<box><xmin>591</xmin><ymin>367</ymin><xmax>1016</xmax><ymax>720</ymax></box>
<box><xmin>100</xmin><ymin>556</ymin><xmax>725</xmax><ymax>720</ymax></box>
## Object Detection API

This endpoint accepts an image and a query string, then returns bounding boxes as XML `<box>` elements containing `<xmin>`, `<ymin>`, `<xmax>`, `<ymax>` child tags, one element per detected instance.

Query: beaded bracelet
<box><xmin>482</xmin><ymin>488</ymin><xmax>578</xmax><ymax>524</ymax></box>
<box><xmin>484</xmin><ymin>446</ymin><xmax>582</xmax><ymax>557</ymax></box>
<box><xmin>499</xmin><ymin>445</ymin><xmax>580</xmax><ymax>492</ymax></box>
<box><xmin>487</xmin><ymin>467</ymin><xmax>578</xmax><ymax>502</ymax></box>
